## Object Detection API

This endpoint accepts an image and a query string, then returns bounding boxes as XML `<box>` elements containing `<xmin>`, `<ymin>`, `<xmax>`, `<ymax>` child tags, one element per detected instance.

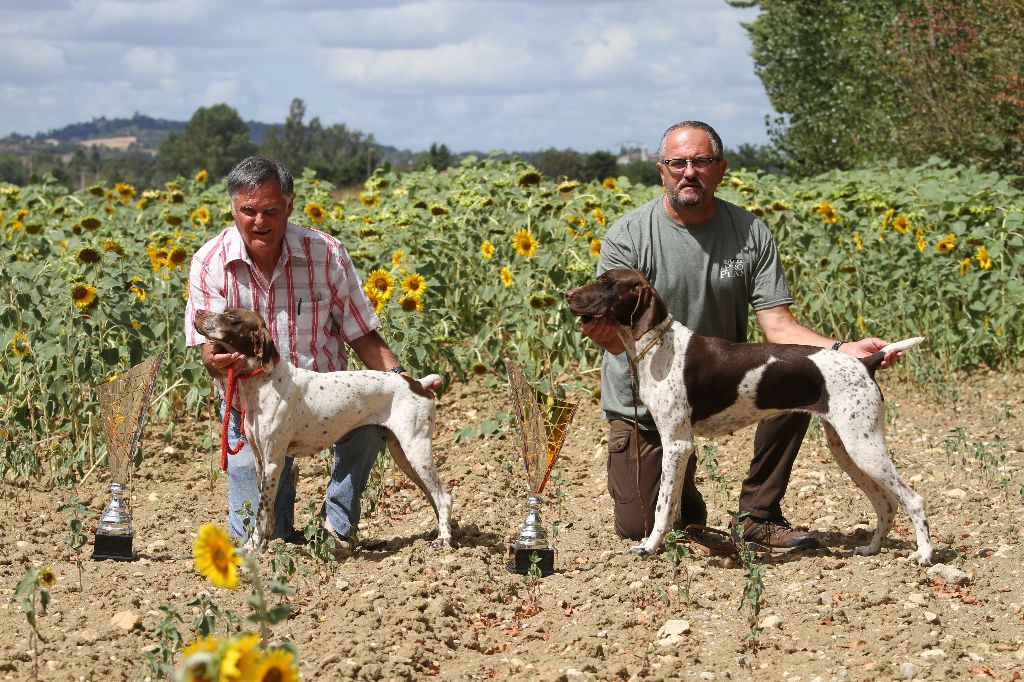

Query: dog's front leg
<box><xmin>632</xmin><ymin>434</ymin><xmax>694</xmax><ymax>556</ymax></box>
<box><xmin>243</xmin><ymin>443</ymin><xmax>281</xmax><ymax>553</ymax></box>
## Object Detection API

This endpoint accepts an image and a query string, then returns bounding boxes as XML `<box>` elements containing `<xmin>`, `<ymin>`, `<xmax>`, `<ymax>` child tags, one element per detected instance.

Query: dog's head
<box><xmin>564</xmin><ymin>268</ymin><xmax>668</xmax><ymax>340</ymax></box>
<box><xmin>193</xmin><ymin>308</ymin><xmax>280</xmax><ymax>370</ymax></box>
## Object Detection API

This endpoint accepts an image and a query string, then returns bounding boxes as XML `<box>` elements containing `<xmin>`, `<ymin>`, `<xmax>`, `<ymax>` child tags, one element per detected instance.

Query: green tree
<box><xmin>159</xmin><ymin>103</ymin><xmax>256</xmax><ymax>180</ymax></box>
<box><xmin>576</xmin><ymin>150</ymin><xmax>618</xmax><ymax>183</ymax></box>
<box><xmin>732</xmin><ymin>0</ymin><xmax>1024</xmax><ymax>175</ymax></box>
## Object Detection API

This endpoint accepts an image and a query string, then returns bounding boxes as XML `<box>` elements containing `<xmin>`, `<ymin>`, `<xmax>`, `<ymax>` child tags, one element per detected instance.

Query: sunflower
<box><xmin>428</xmin><ymin>203</ymin><xmax>450</xmax><ymax>216</ymax></box>
<box><xmin>556</xmin><ymin>180</ymin><xmax>580</xmax><ymax>193</ymax></box>
<box><xmin>401</xmin><ymin>272</ymin><xmax>427</xmax><ymax>298</ymax></box>
<box><xmin>771</xmin><ymin>200</ymin><xmax>791</xmax><ymax>211</ymax></box>
<box><xmin>193</xmin><ymin>523</ymin><xmax>241</xmax><ymax>589</ymax></box>
<box><xmin>589</xmin><ymin>238</ymin><xmax>602</xmax><ymax>258</ymax></box>
<box><xmin>80</xmin><ymin>216</ymin><xmax>102</xmax><ymax>230</ymax></box>
<box><xmin>853</xmin><ymin>233</ymin><xmax>863</xmax><ymax>252</ymax></box>
<box><xmin>195</xmin><ymin>169</ymin><xmax>208</xmax><ymax>185</ymax></box>
<box><xmin>75</xmin><ymin>246</ymin><xmax>103</xmax><ymax>265</ymax></box>
<box><xmin>147</xmin><ymin>245</ymin><xmax>169</xmax><ymax>271</ymax></box>
<box><xmin>480</xmin><ymin>240</ymin><xmax>495</xmax><ymax>259</ymax></box>
<box><xmin>168</xmin><ymin>247</ymin><xmax>189</xmax><ymax>268</ymax></box>
<box><xmin>814</xmin><ymin>201</ymin><xmax>839</xmax><ymax>224</ymax></box>
<box><xmin>130</xmin><ymin>286</ymin><xmax>147</xmax><ymax>302</ymax></box>
<box><xmin>252</xmin><ymin>648</ymin><xmax>300</xmax><ymax>682</ymax></box>
<box><xmin>364</xmin><ymin>287</ymin><xmax>385</xmax><ymax>314</ymax></box>
<box><xmin>976</xmin><ymin>245</ymin><xmax>992</xmax><ymax>270</ymax></box>
<box><xmin>331</xmin><ymin>205</ymin><xmax>345</xmax><ymax>222</ymax></box>
<box><xmin>103</xmin><ymin>240</ymin><xmax>125</xmax><ymax>256</ymax></box>
<box><xmin>512</xmin><ymin>228</ymin><xmax>538</xmax><ymax>258</ymax></box>
<box><xmin>365</xmin><ymin>269</ymin><xmax>396</xmax><ymax>301</ymax></box>
<box><xmin>358</xmin><ymin>192</ymin><xmax>379</xmax><ymax>208</ymax></box>
<box><xmin>745</xmin><ymin>204</ymin><xmax>765</xmax><ymax>217</ymax></box>
<box><xmin>917</xmin><ymin>235</ymin><xmax>926</xmax><ymax>252</ymax></box>
<box><xmin>164</xmin><ymin>212</ymin><xmax>184</xmax><ymax>227</ymax></box>
<box><xmin>71</xmin><ymin>284</ymin><xmax>98</xmax><ymax>309</ymax></box>
<box><xmin>37</xmin><ymin>566</ymin><xmax>57</xmax><ymax>588</ymax></box>
<box><xmin>399</xmin><ymin>294</ymin><xmax>424</xmax><ymax>312</ymax></box>
<box><xmin>391</xmin><ymin>250</ymin><xmax>404</xmax><ymax>268</ymax></box>
<box><xmin>892</xmin><ymin>215</ymin><xmax>910</xmax><ymax>234</ymax></box>
<box><xmin>602</xmin><ymin>177</ymin><xmax>619</xmax><ymax>191</ymax></box>
<box><xmin>959</xmin><ymin>257</ymin><xmax>971</xmax><ymax>275</ymax></box>
<box><xmin>591</xmin><ymin>208</ymin><xmax>607</xmax><ymax>227</ymax></box>
<box><xmin>517</xmin><ymin>170</ymin><xmax>542</xmax><ymax>187</ymax></box>
<box><xmin>500</xmin><ymin>266</ymin><xmax>513</xmax><ymax>288</ymax></box>
<box><xmin>181</xmin><ymin>634</ymin><xmax>220</xmax><ymax>660</ymax></box>
<box><xmin>190</xmin><ymin>207</ymin><xmax>211</xmax><ymax>227</ymax></box>
<box><xmin>220</xmin><ymin>633</ymin><xmax>262</xmax><ymax>681</ymax></box>
<box><xmin>935</xmin><ymin>233</ymin><xmax>957</xmax><ymax>253</ymax></box>
<box><xmin>304</xmin><ymin>202</ymin><xmax>327</xmax><ymax>224</ymax></box>
<box><xmin>9</xmin><ymin>331</ymin><xmax>30</xmax><ymax>357</ymax></box>
<box><xmin>114</xmin><ymin>182</ymin><xmax>136</xmax><ymax>203</ymax></box>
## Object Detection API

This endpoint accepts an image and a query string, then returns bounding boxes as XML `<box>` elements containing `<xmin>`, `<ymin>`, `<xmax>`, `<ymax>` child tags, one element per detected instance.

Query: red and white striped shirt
<box><xmin>184</xmin><ymin>223</ymin><xmax>379</xmax><ymax>377</ymax></box>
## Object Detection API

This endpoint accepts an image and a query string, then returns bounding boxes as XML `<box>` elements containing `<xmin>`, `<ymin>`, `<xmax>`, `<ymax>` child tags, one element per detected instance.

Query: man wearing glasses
<box><xmin>580</xmin><ymin>121</ymin><xmax>895</xmax><ymax>550</ymax></box>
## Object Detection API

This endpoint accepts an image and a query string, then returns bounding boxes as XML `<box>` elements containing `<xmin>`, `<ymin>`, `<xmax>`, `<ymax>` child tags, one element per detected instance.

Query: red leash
<box><xmin>221</xmin><ymin>366</ymin><xmax>265</xmax><ymax>471</ymax></box>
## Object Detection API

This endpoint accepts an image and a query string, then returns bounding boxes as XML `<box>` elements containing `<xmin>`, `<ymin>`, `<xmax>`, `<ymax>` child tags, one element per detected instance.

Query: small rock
<box><xmin>816</xmin><ymin>592</ymin><xmax>834</xmax><ymax>605</ymax></box>
<box><xmin>78</xmin><ymin>627</ymin><xmax>100</xmax><ymax>644</ymax></box>
<box><xmin>148</xmin><ymin>492</ymin><xmax>159</xmax><ymax>502</ymax></box>
<box><xmin>110</xmin><ymin>610</ymin><xmax>142</xmax><ymax>631</ymax></box>
<box><xmin>926</xmin><ymin>564</ymin><xmax>970</xmax><ymax>586</ymax></box>
<box><xmin>942</xmin><ymin>488</ymin><xmax>966</xmax><ymax>499</ymax></box>
<box><xmin>657</xmin><ymin>619</ymin><xmax>691</xmax><ymax>637</ymax></box>
<box><xmin>899</xmin><ymin>661</ymin><xmax>922</xmax><ymax>678</ymax></box>
<box><xmin>759</xmin><ymin>615</ymin><xmax>783</xmax><ymax>630</ymax></box>
<box><xmin>920</xmin><ymin>648</ymin><xmax>946</xmax><ymax>660</ymax></box>
<box><xmin>923</xmin><ymin>611</ymin><xmax>940</xmax><ymax>624</ymax></box>
<box><xmin>146</xmin><ymin>539</ymin><xmax>167</xmax><ymax>554</ymax></box>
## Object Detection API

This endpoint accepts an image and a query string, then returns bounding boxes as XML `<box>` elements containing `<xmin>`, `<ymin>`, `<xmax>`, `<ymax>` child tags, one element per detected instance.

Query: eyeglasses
<box><xmin>659</xmin><ymin>157</ymin><xmax>721</xmax><ymax>172</ymax></box>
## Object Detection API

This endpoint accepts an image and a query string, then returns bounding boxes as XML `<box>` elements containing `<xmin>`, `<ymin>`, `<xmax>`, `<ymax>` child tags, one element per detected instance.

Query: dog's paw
<box><xmin>629</xmin><ymin>543</ymin><xmax>654</xmax><ymax>556</ymax></box>
<box><xmin>908</xmin><ymin>548</ymin><xmax>933</xmax><ymax>566</ymax></box>
<box><xmin>854</xmin><ymin>544</ymin><xmax>880</xmax><ymax>557</ymax></box>
<box><xmin>429</xmin><ymin>537</ymin><xmax>452</xmax><ymax>551</ymax></box>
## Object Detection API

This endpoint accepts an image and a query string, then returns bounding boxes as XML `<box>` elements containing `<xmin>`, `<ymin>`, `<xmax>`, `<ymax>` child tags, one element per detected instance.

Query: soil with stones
<box><xmin>2</xmin><ymin>369</ymin><xmax>1023</xmax><ymax>681</ymax></box>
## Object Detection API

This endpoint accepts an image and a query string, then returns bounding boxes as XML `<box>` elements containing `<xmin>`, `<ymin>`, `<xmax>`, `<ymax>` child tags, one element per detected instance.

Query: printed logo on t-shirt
<box><xmin>720</xmin><ymin>259</ymin><xmax>744</xmax><ymax>279</ymax></box>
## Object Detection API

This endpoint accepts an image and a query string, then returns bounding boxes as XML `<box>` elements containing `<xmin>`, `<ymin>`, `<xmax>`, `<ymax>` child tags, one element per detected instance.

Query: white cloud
<box><xmin>0</xmin><ymin>39</ymin><xmax>68</xmax><ymax>83</ymax></box>
<box><xmin>123</xmin><ymin>46</ymin><xmax>179</xmax><ymax>80</ymax></box>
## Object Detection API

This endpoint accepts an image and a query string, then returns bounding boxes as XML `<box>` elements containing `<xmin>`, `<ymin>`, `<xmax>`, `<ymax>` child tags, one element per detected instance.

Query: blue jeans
<box><xmin>222</xmin><ymin>404</ymin><xmax>385</xmax><ymax>542</ymax></box>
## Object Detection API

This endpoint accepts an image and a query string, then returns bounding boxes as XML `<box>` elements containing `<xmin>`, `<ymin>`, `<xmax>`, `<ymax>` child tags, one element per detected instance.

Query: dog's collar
<box><xmin>632</xmin><ymin>317</ymin><xmax>673</xmax><ymax>364</ymax></box>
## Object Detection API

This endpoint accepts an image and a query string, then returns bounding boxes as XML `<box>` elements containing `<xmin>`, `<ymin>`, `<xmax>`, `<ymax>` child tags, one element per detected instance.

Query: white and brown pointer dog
<box><xmin>565</xmin><ymin>268</ymin><xmax>933</xmax><ymax>565</ymax></box>
<box><xmin>193</xmin><ymin>308</ymin><xmax>453</xmax><ymax>553</ymax></box>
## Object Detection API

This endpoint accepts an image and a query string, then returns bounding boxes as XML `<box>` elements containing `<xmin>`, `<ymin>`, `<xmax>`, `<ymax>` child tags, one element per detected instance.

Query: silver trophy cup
<box><xmin>92</xmin><ymin>482</ymin><xmax>135</xmax><ymax>561</ymax></box>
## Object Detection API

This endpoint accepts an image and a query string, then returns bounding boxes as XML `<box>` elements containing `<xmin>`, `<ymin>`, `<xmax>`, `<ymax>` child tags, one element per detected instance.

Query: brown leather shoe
<box><xmin>740</xmin><ymin>517</ymin><xmax>820</xmax><ymax>552</ymax></box>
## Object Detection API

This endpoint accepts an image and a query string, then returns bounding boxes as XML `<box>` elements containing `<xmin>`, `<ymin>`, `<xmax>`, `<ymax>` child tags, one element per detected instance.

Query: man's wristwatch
<box><xmin>831</xmin><ymin>340</ymin><xmax>845</xmax><ymax>351</ymax></box>
<box><xmin>389</xmin><ymin>366</ymin><xmax>407</xmax><ymax>374</ymax></box>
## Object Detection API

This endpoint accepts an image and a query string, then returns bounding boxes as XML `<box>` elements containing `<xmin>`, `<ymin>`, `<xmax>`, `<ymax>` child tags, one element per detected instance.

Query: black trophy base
<box><xmin>509</xmin><ymin>546</ymin><xmax>555</xmax><ymax>576</ymax></box>
<box><xmin>92</xmin><ymin>532</ymin><xmax>135</xmax><ymax>561</ymax></box>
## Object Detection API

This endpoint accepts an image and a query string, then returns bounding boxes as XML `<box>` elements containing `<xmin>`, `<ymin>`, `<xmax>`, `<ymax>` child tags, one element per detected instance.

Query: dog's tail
<box><xmin>419</xmin><ymin>373</ymin><xmax>442</xmax><ymax>389</ymax></box>
<box><xmin>862</xmin><ymin>336</ymin><xmax>925</xmax><ymax>377</ymax></box>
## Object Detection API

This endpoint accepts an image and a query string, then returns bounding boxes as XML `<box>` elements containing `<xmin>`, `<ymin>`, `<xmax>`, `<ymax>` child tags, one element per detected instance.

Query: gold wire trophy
<box><xmin>504</xmin><ymin>358</ymin><xmax>577</xmax><ymax>576</ymax></box>
<box><xmin>92</xmin><ymin>354</ymin><xmax>163</xmax><ymax>561</ymax></box>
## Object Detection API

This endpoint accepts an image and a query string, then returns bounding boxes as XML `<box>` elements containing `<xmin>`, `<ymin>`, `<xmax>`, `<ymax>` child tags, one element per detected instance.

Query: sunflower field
<box><xmin>1</xmin><ymin>156</ymin><xmax>1021</xmax><ymax>484</ymax></box>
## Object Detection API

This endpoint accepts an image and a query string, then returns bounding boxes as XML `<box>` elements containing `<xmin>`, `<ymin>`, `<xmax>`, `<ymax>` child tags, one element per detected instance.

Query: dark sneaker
<box><xmin>740</xmin><ymin>517</ymin><xmax>820</xmax><ymax>552</ymax></box>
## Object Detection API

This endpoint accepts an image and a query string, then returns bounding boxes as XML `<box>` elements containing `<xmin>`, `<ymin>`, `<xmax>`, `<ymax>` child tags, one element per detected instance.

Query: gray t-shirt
<box><xmin>597</xmin><ymin>195</ymin><xmax>794</xmax><ymax>428</ymax></box>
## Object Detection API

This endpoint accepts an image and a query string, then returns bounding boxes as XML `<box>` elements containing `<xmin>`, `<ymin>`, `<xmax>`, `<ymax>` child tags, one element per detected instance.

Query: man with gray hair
<box><xmin>184</xmin><ymin>156</ymin><xmax>434</xmax><ymax>551</ymax></box>
<box><xmin>579</xmin><ymin>121</ymin><xmax>898</xmax><ymax>550</ymax></box>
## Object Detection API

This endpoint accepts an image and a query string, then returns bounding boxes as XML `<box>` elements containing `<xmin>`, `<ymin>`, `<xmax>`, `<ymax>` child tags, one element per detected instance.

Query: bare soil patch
<box><xmin>2</xmin><ymin>370</ymin><xmax>1023</xmax><ymax>681</ymax></box>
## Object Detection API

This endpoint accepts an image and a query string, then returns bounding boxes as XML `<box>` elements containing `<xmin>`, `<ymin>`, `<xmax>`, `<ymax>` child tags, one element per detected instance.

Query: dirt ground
<box><xmin>2</xmin><ymin>368</ymin><xmax>1023</xmax><ymax>681</ymax></box>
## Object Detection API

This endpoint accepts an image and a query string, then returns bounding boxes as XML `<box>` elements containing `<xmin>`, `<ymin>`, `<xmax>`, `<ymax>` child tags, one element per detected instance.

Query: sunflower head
<box><xmin>512</xmin><ymin>228</ymin><xmax>538</xmax><ymax>258</ymax></box>
<box><xmin>591</xmin><ymin>208</ymin><xmax>607</xmax><ymax>227</ymax></box>
<box><xmin>391</xmin><ymin>250</ymin><xmax>404</xmax><ymax>268</ymax></box>
<box><xmin>190</xmin><ymin>207</ymin><xmax>211</xmax><ymax>227</ymax></box>
<box><xmin>480</xmin><ymin>240</ymin><xmax>495</xmax><ymax>259</ymax></box>
<box><xmin>500</xmin><ymin>266</ymin><xmax>513</xmax><ymax>288</ymax></box>
<box><xmin>428</xmin><ymin>203</ymin><xmax>450</xmax><ymax>217</ymax></box>
<box><xmin>399</xmin><ymin>294</ymin><xmax>424</xmax><ymax>312</ymax></box>
<box><xmin>936</xmin><ymin>233</ymin><xmax>957</xmax><ymax>253</ymax></box>
<box><xmin>168</xmin><ymin>247</ymin><xmax>189</xmax><ymax>268</ymax></box>
<box><xmin>252</xmin><ymin>647</ymin><xmax>301</xmax><ymax>682</ymax></box>
<box><xmin>556</xmin><ymin>180</ymin><xmax>580</xmax><ymax>193</ymax></box>
<box><xmin>365</xmin><ymin>269</ymin><xmax>396</xmax><ymax>301</ymax></box>
<box><xmin>517</xmin><ymin>169</ymin><xmax>542</xmax><ymax>187</ymax></box>
<box><xmin>221</xmin><ymin>633</ymin><xmax>262</xmax><ymax>681</ymax></box>
<box><xmin>304</xmin><ymin>202</ymin><xmax>327</xmax><ymax>224</ymax></box>
<box><xmin>75</xmin><ymin>246</ymin><xmax>103</xmax><ymax>265</ymax></box>
<box><xmin>9</xmin><ymin>331</ymin><xmax>30</xmax><ymax>358</ymax></box>
<box><xmin>71</xmin><ymin>284</ymin><xmax>99</xmax><ymax>309</ymax></box>
<box><xmin>80</xmin><ymin>216</ymin><xmax>102</xmax><ymax>231</ymax></box>
<box><xmin>814</xmin><ymin>201</ymin><xmax>839</xmax><ymax>224</ymax></box>
<box><xmin>364</xmin><ymin>287</ymin><xmax>385</xmax><ymax>314</ymax></box>
<box><xmin>602</xmin><ymin>177</ymin><xmax>619</xmax><ymax>191</ymax></box>
<box><xmin>976</xmin><ymin>245</ymin><xmax>993</xmax><ymax>270</ymax></box>
<box><xmin>892</xmin><ymin>215</ymin><xmax>910</xmax><ymax>234</ymax></box>
<box><xmin>37</xmin><ymin>566</ymin><xmax>57</xmax><ymax>588</ymax></box>
<box><xmin>193</xmin><ymin>523</ymin><xmax>241</xmax><ymax>589</ymax></box>
<box><xmin>400</xmin><ymin>272</ymin><xmax>426</xmax><ymax>298</ymax></box>
<box><xmin>589</xmin><ymin>238</ymin><xmax>602</xmax><ymax>258</ymax></box>
<box><xmin>195</xmin><ymin>169</ymin><xmax>208</xmax><ymax>185</ymax></box>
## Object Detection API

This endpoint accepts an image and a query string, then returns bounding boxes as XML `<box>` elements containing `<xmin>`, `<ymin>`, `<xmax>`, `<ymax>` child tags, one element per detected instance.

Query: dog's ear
<box><xmin>249</xmin><ymin>324</ymin><xmax>279</xmax><ymax>367</ymax></box>
<box><xmin>630</xmin><ymin>282</ymin><xmax>668</xmax><ymax>340</ymax></box>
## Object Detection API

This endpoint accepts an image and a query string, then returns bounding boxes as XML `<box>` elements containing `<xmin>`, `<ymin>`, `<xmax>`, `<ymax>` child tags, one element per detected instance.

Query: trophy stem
<box><xmin>92</xmin><ymin>482</ymin><xmax>135</xmax><ymax>561</ymax></box>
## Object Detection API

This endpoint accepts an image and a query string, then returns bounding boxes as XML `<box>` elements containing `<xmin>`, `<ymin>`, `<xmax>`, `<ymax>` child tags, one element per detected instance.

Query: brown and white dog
<box><xmin>193</xmin><ymin>308</ymin><xmax>453</xmax><ymax>552</ymax></box>
<box><xmin>565</xmin><ymin>268</ymin><xmax>933</xmax><ymax>565</ymax></box>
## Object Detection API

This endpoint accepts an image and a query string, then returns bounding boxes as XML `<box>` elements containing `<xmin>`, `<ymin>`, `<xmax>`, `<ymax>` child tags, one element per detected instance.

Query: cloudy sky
<box><xmin>1</xmin><ymin>0</ymin><xmax>774</xmax><ymax>154</ymax></box>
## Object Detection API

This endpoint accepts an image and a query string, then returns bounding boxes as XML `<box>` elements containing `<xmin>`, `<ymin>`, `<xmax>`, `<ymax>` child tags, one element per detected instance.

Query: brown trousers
<box><xmin>607</xmin><ymin>412</ymin><xmax>811</xmax><ymax>540</ymax></box>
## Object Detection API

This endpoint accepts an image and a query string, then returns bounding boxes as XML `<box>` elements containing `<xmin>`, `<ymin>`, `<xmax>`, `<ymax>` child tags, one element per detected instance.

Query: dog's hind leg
<box><xmin>823</xmin><ymin>422</ymin><xmax>932</xmax><ymax>565</ymax></box>
<box><xmin>385</xmin><ymin>430</ymin><xmax>453</xmax><ymax>549</ymax></box>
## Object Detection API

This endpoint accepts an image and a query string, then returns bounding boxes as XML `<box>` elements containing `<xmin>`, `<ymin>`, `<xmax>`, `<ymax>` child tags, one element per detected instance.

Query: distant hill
<box><xmin>28</xmin><ymin>112</ymin><xmax>277</xmax><ymax>150</ymax></box>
